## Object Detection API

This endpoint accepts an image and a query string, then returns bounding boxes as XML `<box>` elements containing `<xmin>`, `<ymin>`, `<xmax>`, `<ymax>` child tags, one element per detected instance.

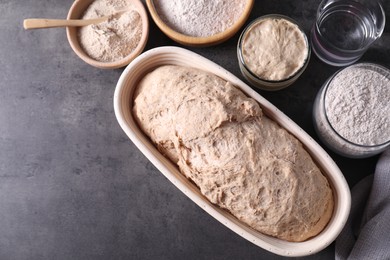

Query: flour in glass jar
<box><xmin>153</xmin><ymin>0</ymin><xmax>247</xmax><ymax>37</ymax></box>
<box><xmin>324</xmin><ymin>64</ymin><xmax>390</xmax><ymax>146</ymax></box>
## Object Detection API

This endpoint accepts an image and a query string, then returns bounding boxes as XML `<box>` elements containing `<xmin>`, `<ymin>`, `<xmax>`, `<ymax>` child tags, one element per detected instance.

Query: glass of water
<box><xmin>311</xmin><ymin>0</ymin><xmax>385</xmax><ymax>66</ymax></box>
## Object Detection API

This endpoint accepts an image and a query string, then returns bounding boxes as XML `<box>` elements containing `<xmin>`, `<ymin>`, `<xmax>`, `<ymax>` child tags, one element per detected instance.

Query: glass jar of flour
<box><xmin>313</xmin><ymin>63</ymin><xmax>390</xmax><ymax>158</ymax></box>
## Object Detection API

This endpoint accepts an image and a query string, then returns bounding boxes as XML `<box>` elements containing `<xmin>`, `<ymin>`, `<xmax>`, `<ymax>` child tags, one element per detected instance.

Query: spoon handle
<box><xmin>23</xmin><ymin>17</ymin><xmax>110</xmax><ymax>29</ymax></box>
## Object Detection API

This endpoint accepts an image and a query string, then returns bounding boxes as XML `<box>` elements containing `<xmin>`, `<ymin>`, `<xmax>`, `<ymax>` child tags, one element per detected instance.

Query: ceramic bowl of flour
<box><xmin>146</xmin><ymin>0</ymin><xmax>254</xmax><ymax>47</ymax></box>
<box><xmin>66</xmin><ymin>0</ymin><xmax>149</xmax><ymax>69</ymax></box>
<box><xmin>313</xmin><ymin>63</ymin><xmax>390</xmax><ymax>158</ymax></box>
<box><xmin>114</xmin><ymin>46</ymin><xmax>351</xmax><ymax>257</ymax></box>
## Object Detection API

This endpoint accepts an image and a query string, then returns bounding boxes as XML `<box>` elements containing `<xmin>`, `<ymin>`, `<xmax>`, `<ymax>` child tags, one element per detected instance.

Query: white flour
<box><xmin>153</xmin><ymin>0</ymin><xmax>247</xmax><ymax>37</ymax></box>
<box><xmin>78</xmin><ymin>0</ymin><xmax>142</xmax><ymax>62</ymax></box>
<box><xmin>324</xmin><ymin>64</ymin><xmax>390</xmax><ymax>145</ymax></box>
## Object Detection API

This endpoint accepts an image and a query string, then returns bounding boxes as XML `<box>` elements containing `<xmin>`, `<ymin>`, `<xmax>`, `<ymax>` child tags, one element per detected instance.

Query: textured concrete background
<box><xmin>0</xmin><ymin>0</ymin><xmax>389</xmax><ymax>259</ymax></box>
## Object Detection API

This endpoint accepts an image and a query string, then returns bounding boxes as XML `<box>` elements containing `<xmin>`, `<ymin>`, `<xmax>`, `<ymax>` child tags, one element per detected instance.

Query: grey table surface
<box><xmin>1</xmin><ymin>0</ymin><xmax>389</xmax><ymax>259</ymax></box>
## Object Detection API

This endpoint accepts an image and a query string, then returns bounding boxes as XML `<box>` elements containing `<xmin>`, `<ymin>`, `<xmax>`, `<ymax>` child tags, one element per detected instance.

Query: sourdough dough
<box><xmin>133</xmin><ymin>65</ymin><xmax>333</xmax><ymax>242</ymax></box>
<box><xmin>241</xmin><ymin>17</ymin><xmax>308</xmax><ymax>81</ymax></box>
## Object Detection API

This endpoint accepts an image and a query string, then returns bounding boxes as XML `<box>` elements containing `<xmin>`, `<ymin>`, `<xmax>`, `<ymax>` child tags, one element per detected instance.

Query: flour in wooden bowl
<box><xmin>78</xmin><ymin>0</ymin><xmax>143</xmax><ymax>62</ymax></box>
<box><xmin>153</xmin><ymin>0</ymin><xmax>247</xmax><ymax>37</ymax></box>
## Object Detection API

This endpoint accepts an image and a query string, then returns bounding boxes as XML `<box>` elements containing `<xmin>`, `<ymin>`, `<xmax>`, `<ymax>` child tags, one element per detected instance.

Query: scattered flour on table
<box><xmin>78</xmin><ymin>0</ymin><xmax>142</xmax><ymax>62</ymax></box>
<box><xmin>153</xmin><ymin>0</ymin><xmax>247</xmax><ymax>37</ymax></box>
<box><xmin>325</xmin><ymin>65</ymin><xmax>390</xmax><ymax>145</ymax></box>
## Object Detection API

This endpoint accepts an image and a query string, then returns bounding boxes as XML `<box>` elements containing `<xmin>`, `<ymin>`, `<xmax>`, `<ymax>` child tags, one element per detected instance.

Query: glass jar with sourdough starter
<box><xmin>237</xmin><ymin>14</ymin><xmax>310</xmax><ymax>91</ymax></box>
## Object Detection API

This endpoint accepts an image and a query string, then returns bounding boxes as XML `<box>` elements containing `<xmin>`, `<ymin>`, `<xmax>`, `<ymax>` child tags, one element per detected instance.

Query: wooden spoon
<box><xmin>23</xmin><ymin>11</ymin><xmax>126</xmax><ymax>30</ymax></box>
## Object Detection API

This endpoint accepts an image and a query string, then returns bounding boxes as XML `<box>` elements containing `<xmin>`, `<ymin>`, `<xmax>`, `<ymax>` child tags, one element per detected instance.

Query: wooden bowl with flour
<box><xmin>146</xmin><ymin>0</ymin><xmax>254</xmax><ymax>47</ymax></box>
<box><xmin>66</xmin><ymin>0</ymin><xmax>149</xmax><ymax>69</ymax></box>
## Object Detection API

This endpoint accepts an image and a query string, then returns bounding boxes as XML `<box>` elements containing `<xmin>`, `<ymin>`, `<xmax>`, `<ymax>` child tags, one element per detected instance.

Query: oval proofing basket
<box><xmin>113</xmin><ymin>46</ymin><xmax>351</xmax><ymax>257</ymax></box>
